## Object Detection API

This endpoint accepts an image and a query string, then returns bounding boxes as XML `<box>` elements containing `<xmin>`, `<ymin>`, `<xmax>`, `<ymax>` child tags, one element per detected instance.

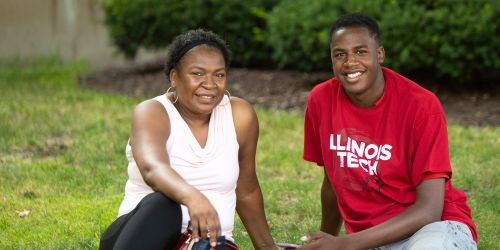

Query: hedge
<box><xmin>101</xmin><ymin>0</ymin><xmax>278</xmax><ymax>67</ymax></box>
<box><xmin>267</xmin><ymin>0</ymin><xmax>500</xmax><ymax>83</ymax></box>
<box><xmin>101</xmin><ymin>0</ymin><xmax>499</xmax><ymax>84</ymax></box>
<box><xmin>101</xmin><ymin>0</ymin><xmax>203</xmax><ymax>58</ymax></box>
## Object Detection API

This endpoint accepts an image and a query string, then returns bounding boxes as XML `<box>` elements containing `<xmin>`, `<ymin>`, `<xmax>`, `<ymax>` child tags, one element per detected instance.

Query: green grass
<box><xmin>0</xmin><ymin>60</ymin><xmax>498</xmax><ymax>249</ymax></box>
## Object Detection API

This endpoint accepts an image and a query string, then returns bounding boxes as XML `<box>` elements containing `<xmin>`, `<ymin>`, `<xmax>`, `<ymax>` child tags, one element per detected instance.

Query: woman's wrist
<box><xmin>179</xmin><ymin>187</ymin><xmax>203</xmax><ymax>207</ymax></box>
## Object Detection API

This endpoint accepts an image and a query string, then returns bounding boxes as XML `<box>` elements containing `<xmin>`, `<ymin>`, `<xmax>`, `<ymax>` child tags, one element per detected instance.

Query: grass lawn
<box><xmin>0</xmin><ymin>60</ymin><xmax>498</xmax><ymax>249</ymax></box>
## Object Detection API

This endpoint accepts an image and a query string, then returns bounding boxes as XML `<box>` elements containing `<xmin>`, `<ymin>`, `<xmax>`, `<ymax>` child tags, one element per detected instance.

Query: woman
<box><xmin>100</xmin><ymin>29</ymin><xmax>276</xmax><ymax>250</ymax></box>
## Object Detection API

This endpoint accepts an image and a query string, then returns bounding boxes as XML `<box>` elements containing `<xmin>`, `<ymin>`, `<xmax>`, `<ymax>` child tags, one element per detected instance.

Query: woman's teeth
<box><xmin>199</xmin><ymin>95</ymin><xmax>214</xmax><ymax>99</ymax></box>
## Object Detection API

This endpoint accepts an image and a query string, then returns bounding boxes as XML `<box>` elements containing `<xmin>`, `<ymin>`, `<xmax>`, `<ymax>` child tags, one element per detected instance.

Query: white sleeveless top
<box><xmin>118</xmin><ymin>94</ymin><xmax>239</xmax><ymax>239</ymax></box>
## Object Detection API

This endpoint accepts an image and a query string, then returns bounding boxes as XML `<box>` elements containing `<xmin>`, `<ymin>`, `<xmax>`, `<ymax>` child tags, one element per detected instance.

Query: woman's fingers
<box><xmin>190</xmin><ymin>217</ymin><xmax>200</xmax><ymax>242</ymax></box>
<box><xmin>189</xmin><ymin>210</ymin><xmax>221</xmax><ymax>244</ymax></box>
<box><xmin>207</xmin><ymin>216</ymin><xmax>222</xmax><ymax>247</ymax></box>
<box><xmin>186</xmin><ymin>192</ymin><xmax>221</xmax><ymax>246</ymax></box>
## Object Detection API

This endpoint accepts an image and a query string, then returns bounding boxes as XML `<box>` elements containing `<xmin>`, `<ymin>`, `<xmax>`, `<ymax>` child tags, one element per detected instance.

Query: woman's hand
<box><xmin>185</xmin><ymin>191</ymin><xmax>221</xmax><ymax>248</ymax></box>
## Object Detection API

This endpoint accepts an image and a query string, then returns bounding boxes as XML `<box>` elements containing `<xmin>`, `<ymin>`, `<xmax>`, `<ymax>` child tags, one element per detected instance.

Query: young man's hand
<box><xmin>299</xmin><ymin>231</ymin><xmax>350</xmax><ymax>250</ymax></box>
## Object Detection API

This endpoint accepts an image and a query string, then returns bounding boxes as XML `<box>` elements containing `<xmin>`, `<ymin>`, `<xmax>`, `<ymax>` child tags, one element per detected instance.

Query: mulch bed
<box><xmin>80</xmin><ymin>59</ymin><xmax>500</xmax><ymax>127</ymax></box>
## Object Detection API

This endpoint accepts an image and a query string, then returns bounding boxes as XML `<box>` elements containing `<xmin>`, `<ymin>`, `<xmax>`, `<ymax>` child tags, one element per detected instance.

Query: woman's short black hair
<box><xmin>329</xmin><ymin>12</ymin><xmax>381</xmax><ymax>45</ymax></box>
<box><xmin>165</xmin><ymin>29</ymin><xmax>232</xmax><ymax>81</ymax></box>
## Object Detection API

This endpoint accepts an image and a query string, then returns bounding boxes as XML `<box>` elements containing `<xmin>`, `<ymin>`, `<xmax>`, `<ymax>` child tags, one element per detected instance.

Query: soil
<box><xmin>81</xmin><ymin>59</ymin><xmax>500</xmax><ymax>127</ymax></box>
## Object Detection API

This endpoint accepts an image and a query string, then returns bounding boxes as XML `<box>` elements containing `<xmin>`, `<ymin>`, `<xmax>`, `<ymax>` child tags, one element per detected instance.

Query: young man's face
<box><xmin>330</xmin><ymin>26</ymin><xmax>385</xmax><ymax>105</ymax></box>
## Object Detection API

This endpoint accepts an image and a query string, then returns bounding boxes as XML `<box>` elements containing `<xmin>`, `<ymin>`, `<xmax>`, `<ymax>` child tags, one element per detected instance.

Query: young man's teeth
<box><xmin>347</xmin><ymin>72</ymin><xmax>362</xmax><ymax>78</ymax></box>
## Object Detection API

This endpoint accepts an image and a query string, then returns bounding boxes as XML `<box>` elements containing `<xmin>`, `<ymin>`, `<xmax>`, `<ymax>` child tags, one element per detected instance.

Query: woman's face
<box><xmin>170</xmin><ymin>45</ymin><xmax>227</xmax><ymax>116</ymax></box>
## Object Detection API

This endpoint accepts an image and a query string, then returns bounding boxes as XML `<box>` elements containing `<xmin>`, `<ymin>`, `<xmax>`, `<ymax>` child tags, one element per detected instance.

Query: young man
<box><xmin>301</xmin><ymin>13</ymin><xmax>477</xmax><ymax>250</ymax></box>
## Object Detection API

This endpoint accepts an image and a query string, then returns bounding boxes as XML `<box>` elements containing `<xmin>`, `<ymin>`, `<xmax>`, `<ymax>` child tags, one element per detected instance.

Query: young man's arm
<box><xmin>301</xmin><ymin>178</ymin><xmax>445</xmax><ymax>250</ymax></box>
<box><xmin>320</xmin><ymin>170</ymin><xmax>343</xmax><ymax>236</ymax></box>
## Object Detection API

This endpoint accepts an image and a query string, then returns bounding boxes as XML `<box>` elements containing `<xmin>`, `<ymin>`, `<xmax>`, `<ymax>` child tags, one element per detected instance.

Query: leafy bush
<box><xmin>266</xmin><ymin>0</ymin><xmax>342</xmax><ymax>71</ymax></box>
<box><xmin>374</xmin><ymin>0</ymin><xmax>500</xmax><ymax>82</ymax></box>
<box><xmin>101</xmin><ymin>0</ymin><xmax>204</xmax><ymax>58</ymax></box>
<box><xmin>266</xmin><ymin>0</ymin><xmax>393</xmax><ymax>71</ymax></box>
<box><xmin>101</xmin><ymin>0</ymin><xmax>278</xmax><ymax>67</ymax></box>
<box><xmin>102</xmin><ymin>0</ymin><xmax>499</xmax><ymax>84</ymax></box>
<box><xmin>200</xmin><ymin>0</ymin><xmax>278</xmax><ymax>67</ymax></box>
<box><xmin>266</xmin><ymin>0</ymin><xmax>500</xmax><ymax>83</ymax></box>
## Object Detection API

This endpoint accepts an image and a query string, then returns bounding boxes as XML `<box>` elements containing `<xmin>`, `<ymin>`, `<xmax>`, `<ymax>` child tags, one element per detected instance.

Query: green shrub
<box><xmin>101</xmin><ymin>0</ymin><xmax>278</xmax><ymax>67</ymax></box>
<box><xmin>379</xmin><ymin>0</ymin><xmax>500</xmax><ymax>82</ymax></box>
<box><xmin>102</xmin><ymin>0</ymin><xmax>499</xmax><ymax>84</ymax></box>
<box><xmin>266</xmin><ymin>0</ymin><xmax>500</xmax><ymax>83</ymax></box>
<box><xmin>266</xmin><ymin>0</ymin><xmax>342</xmax><ymax>71</ymax></box>
<box><xmin>266</xmin><ymin>0</ymin><xmax>392</xmax><ymax>71</ymax></box>
<box><xmin>200</xmin><ymin>0</ymin><xmax>278</xmax><ymax>67</ymax></box>
<box><xmin>101</xmin><ymin>0</ymin><xmax>205</xmax><ymax>58</ymax></box>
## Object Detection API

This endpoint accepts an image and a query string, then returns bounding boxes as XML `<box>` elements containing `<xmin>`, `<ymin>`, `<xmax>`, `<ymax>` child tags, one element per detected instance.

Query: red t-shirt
<box><xmin>303</xmin><ymin>67</ymin><xmax>477</xmax><ymax>241</ymax></box>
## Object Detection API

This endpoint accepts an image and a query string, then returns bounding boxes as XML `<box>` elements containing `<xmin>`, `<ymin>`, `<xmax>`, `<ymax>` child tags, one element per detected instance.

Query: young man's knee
<box><xmin>406</xmin><ymin>221</ymin><xmax>476</xmax><ymax>250</ymax></box>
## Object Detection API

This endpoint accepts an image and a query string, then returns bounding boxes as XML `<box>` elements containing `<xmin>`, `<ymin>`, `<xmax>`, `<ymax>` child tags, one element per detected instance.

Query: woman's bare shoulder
<box><xmin>229</xmin><ymin>96</ymin><xmax>258</xmax><ymax>141</ymax></box>
<box><xmin>133</xmin><ymin>98</ymin><xmax>167</xmax><ymax>117</ymax></box>
<box><xmin>230</xmin><ymin>96</ymin><xmax>255</xmax><ymax>115</ymax></box>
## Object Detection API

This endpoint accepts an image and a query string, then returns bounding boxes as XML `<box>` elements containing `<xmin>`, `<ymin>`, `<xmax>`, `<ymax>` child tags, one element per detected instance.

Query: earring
<box><xmin>166</xmin><ymin>86</ymin><xmax>178</xmax><ymax>104</ymax></box>
<box><xmin>225</xmin><ymin>89</ymin><xmax>231</xmax><ymax>99</ymax></box>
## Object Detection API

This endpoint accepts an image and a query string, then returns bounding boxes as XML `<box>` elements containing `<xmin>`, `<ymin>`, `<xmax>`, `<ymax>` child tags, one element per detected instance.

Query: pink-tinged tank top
<box><xmin>118</xmin><ymin>94</ymin><xmax>239</xmax><ymax>239</ymax></box>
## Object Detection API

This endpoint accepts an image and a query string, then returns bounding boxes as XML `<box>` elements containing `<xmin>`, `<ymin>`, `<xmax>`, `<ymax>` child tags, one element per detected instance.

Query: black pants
<box><xmin>100</xmin><ymin>192</ymin><xmax>182</xmax><ymax>250</ymax></box>
<box><xmin>99</xmin><ymin>192</ymin><xmax>238</xmax><ymax>250</ymax></box>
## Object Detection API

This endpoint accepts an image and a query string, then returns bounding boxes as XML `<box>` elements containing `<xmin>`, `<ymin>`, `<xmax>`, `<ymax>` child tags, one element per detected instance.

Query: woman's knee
<box><xmin>107</xmin><ymin>193</ymin><xmax>183</xmax><ymax>249</ymax></box>
<box><xmin>144</xmin><ymin>192</ymin><xmax>180</xmax><ymax>209</ymax></box>
<box><xmin>140</xmin><ymin>192</ymin><xmax>182</xmax><ymax>219</ymax></box>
